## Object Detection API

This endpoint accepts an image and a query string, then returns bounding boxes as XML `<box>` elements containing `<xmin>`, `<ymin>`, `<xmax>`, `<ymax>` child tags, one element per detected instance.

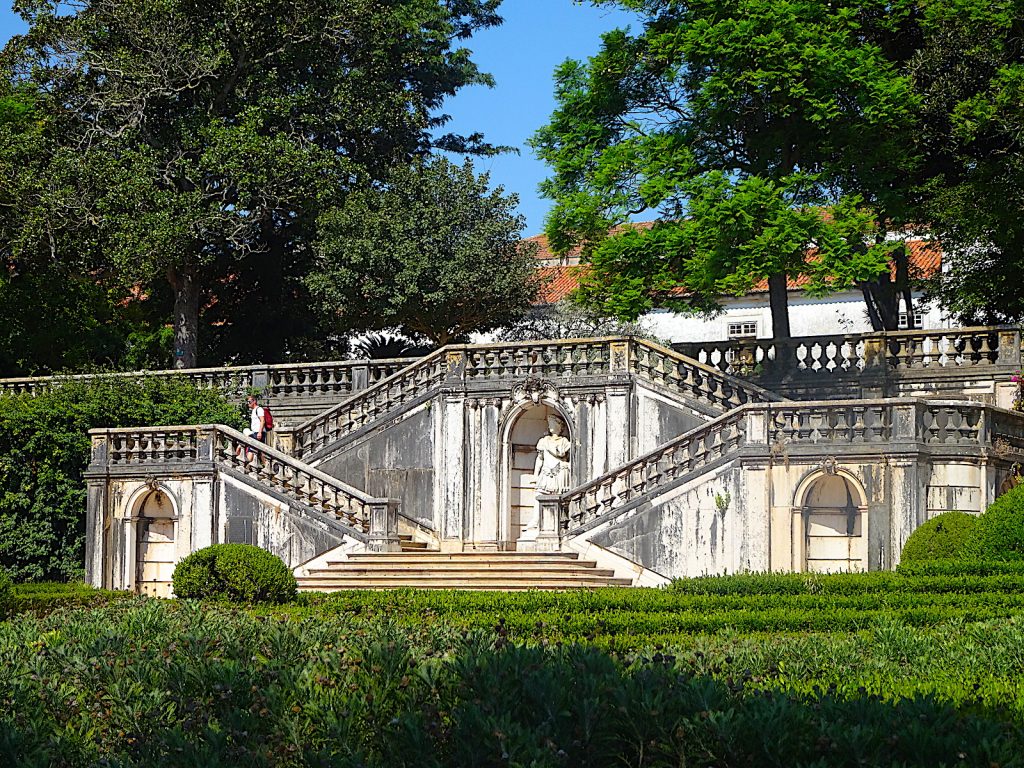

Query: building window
<box><xmin>898</xmin><ymin>311</ymin><xmax>924</xmax><ymax>330</ymax></box>
<box><xmin>728</xmin><ymin>321</ymin><xmax>758</xmax><ymax>339</ymax></box>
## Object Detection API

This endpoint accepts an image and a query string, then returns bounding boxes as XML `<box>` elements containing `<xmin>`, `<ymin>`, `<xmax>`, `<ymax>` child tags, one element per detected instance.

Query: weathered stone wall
<box><xmin>218</xmin><ymin>473</ymin><xmax>354</xmax><ymax>567</ymax></box>
<box><xmin>633</xmin><ymin>383</ymin><xmax>709</xmax><ymax>455</ymax></box>
<box><xmin>315</xmin><ymin>402</ymin><xmax>437</xmax><ymax>529</ymax></box>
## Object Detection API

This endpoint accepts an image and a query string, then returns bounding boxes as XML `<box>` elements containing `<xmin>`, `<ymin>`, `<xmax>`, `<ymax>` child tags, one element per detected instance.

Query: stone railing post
<box><xmin>273</xmin><ymin>429</ymin><xmax>296</xmax><ymax>455</ymax></box>
<box><xmin>892</xmin><ymin>401</ymin><xmax>919</xmax><ymax>444</ymax></box>
<box><xmin>609</xmin><ymin>339</ymin><xmax>630</xmax><ymax>373</ymax></box>
<box><xmin>367</xmin><ymin>499</ymin><xmax>401</xmax><ymax>552</ymax></box>
<box><xmin>251</xmin><ymin>366</ymin><xmax>270</xmax><ymax>393</ymax></box>
<box><xmin>196</xmin><ymin>426</ymin><xmax>216</xmax><ymax>463</ymax></box>
<box><xmin>352</xmin><ymin>363</ymin><xmax>370</xmax><ymax>392</ymax></box>
<box><xmin>445</xmin><ymin>348</ymin><xmax>466</xmax><ymax>384</ymax></box>
<box><xmin>998</xmin><ymin>328</ymin><xmax>1022</xmax><ymax>369</ymax></box>
<box><xmin>527</xmin><ymin>495</ymin><xmax>563</xmax><ymax>552</ymax></box>
<box><xmin>744</xmin><ymin>405</ymin><xmax>768</xmax><ymax>446</ymax></box>
<box><xmin>89</xmin><ymin>431</ymin><xmax>110</xmax><ymax>469</ymax></box>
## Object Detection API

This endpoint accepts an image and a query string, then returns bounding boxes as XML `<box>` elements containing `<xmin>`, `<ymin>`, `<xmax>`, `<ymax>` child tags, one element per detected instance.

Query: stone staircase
<box><xmin>297</xmin><ymin>551</ymin><xmax>634</xmax><ymax>591</ymax></box>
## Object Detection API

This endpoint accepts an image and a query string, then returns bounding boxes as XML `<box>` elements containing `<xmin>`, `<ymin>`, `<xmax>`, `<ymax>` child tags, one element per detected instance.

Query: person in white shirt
<box><xmin>238</xmin><ymin>394</ymin><xmax>268</xmax><ymax>461</ymax></box>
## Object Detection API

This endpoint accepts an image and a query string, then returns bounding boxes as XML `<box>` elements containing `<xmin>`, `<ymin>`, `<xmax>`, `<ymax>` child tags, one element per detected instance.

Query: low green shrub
<box><xmin>172</xmin><ymin>544</ymin><xmax>296</xmax><ymax>604</ymax></box>
<box><xmin>897</xmin><ymin>559</ymin><xmax>1024</xmax><ymax>577</ymax></box>
<box><xmin>900</xmin><ymin>511</ymin><xmax>978</xmax><ymax>562</ymax></box>
<box><xmin>963</xmin><ymin>483</ymin><xmax>1024</xmax><ymax>561</ymax></box>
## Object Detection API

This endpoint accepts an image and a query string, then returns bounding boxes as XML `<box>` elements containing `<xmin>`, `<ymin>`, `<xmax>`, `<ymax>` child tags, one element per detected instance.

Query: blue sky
<box><xmin>0</xmin><ymin>1</ymin><xmax>635</xmax><ymax>236</ymax></box>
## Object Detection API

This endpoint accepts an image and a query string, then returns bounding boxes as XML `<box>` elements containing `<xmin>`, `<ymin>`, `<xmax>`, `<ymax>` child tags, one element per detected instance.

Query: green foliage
<box><xmin>2</xmin><ymin>0</ymin><xmax>503</xmax><ymax>366</ymax></box>
<box><xmin>172</xmin><ymin>544</ymin><xmax>296</xmax><ymax>604</ymax></box>
<box><xmin>909</xmin><ymin>0</ymin><xmax>1024</xmax><ymax>323</ymax></box>
<box><xmin>0</xmin><ymin>378</ymin><xmax>242</xmax><ymax>582</ymax></box>
<box><xmin>309</xmin><ymin>157</ymin><xmax>540</xmax><ymax>345</ymax></box>
<box><xmin>897</xmin><ymin>559</ymin><xmax>1024</xmax><ymax>577</ymax></box>
<box><xmin>963</xmin><ymin>483</ymin><xmax>1024</xmax><ymax>561</ymax></box>
<box><xmin>0</xmin><ymin>568</ymin><xmax>11</xmax><ymax>614</ymax></box>
<box><xmin>901</xmin><ymin>511</ymin><xmax>979</xmax><ymax>562</ymax></box>
<box><xmin>533</xmin><ymin>0</ymin><xmax>920</xmax><ymax>334</ymax></box>
<box><xmin>0</xmin><ymin>599</ymin><xmax>1022</xmax><ymax>766</ymax></box>
<box><xmin>4</xmin><ymin>582</ymin><xmax>124</xmax><ymax>618</ymax></box>
<box><xmin>496</xmin><ymin>299</ymin><xmax>664</xmax><ymax>343</ymax></box>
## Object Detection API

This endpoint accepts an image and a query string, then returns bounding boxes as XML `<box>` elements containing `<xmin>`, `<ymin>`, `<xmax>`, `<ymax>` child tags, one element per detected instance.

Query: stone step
<box><xmin>340</xmin><ymin>552</ymin><xmax>583</xmax><ymax>565</ymax></box>
<box><xmin>298</xmin><ymin>576</ymin><xmax>634</xmax><ymax>590</ymax></box>
<box><xmin>297</xmin><ymin>551</ymin><xmax>633</xmax><ymax>591</ymax></box>
<box><xmin>308</xmin><ymin>564</ymin><xmax>617</xmax><ymax>577</ymax></box>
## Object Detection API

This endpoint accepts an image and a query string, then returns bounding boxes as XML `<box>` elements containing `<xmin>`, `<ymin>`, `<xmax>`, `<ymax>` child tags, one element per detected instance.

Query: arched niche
<box><xmin>498</xmin><ymin>400</ymin><xmax>573</xmax><ymax>550</ymax></box>
<box><xmin>132</xmin><ymin>487</ymin><xmax>178</xmax><ymax>597</ymax></box>
<box><xmin>794</xmin><ymin>470</ymin><xmax>868</xmax><ymax>573</ymax></box>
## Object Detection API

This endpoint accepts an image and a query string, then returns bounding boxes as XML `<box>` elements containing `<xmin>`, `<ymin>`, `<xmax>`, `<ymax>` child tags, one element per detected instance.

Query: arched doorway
<box><xmin>134</xmin><ymin>489</ymin><xmax>177</xmax><ymax>597</ymax></box>
<box><xmin>503</xmin><ymin>404</ymin><xmax>568</xmax><ymax>550</ymax></box>
<box><xmin>801</xmin><ymin>473</ymin><xmax>867</xmax><ymax>573</ymax></box>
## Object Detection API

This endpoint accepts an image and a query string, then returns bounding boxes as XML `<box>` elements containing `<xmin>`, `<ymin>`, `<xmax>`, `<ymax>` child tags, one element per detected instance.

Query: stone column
<box><xmin>439</xmin><ymin>349</ymin><xmax>468</xmax><ymax>550</ymax></box>
<box><xmin>883</xmin><ymin>402</ymin><xmax>922</xmax><ymax>570</ymax></box>
<box><xmin>605</xmin><ymin>385</ymin><xmax>632</xmax><ymax>469</ymax></box>
<box><xmin>84</xmin><ymin>479</ymin><xmax>108</xmax><ymax>588</ymax></box>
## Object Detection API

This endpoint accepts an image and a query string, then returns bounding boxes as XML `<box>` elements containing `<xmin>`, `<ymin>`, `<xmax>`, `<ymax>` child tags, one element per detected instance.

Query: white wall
<box><xmin>638</xmin><ymin>290</ymin><xmax>950</xmax><ymax>344</ymax></box>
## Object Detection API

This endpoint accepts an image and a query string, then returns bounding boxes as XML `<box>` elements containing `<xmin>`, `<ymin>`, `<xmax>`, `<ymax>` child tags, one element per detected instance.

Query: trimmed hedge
<box><xmin>172</xmin><ymin>544</ymin><xmax>296</xmax><ymax>604</ymax></box>
<box><xmin>963</xmin><ymin>483</ymin><xmax>1024</xmax><ymax>561</ymax></box>
<box><xmin>900</xmin><ymin>511</ymin><xmax>978</xmax><ymax>562</ymax></box>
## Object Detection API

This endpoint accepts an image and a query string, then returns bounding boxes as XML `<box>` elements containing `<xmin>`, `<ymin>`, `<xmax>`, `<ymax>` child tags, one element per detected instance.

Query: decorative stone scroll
<box><xmin>511</xmin><ymin>376</ymin><xmax>560</xmax><ymax>406</ymax></box>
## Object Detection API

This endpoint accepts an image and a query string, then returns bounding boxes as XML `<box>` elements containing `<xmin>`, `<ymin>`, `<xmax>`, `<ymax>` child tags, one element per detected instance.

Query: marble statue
<box><xmin>532</xmin><ymin>415</ymin><xmax>571</xmax><ymax>494</ymax></box>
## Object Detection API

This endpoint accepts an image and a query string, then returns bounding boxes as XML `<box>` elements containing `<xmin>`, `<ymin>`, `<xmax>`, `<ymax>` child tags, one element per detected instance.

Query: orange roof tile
<box><xmin>530</xmin><ymin>236</ymin><xmax>941</xmax><ymax>305</ymax></box>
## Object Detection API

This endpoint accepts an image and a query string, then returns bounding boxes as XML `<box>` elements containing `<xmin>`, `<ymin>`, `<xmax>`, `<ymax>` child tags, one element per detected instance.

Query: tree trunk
<box><xmin>858</xmin><ymin>276</ymin><xmax>900</xmax><ymax>330</ymax></box>
<box><xmin>168</xmin><ymin>266</ymin><xmax>199</xmax><ymax>369</ymax></box>
<box><xmin>768</xmin><ymin>272</ymin><xmax>791</xmax><ymax>339</ymax></box>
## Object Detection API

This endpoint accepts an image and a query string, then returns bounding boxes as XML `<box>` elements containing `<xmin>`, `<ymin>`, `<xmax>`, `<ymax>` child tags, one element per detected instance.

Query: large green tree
<box><xmin>533</xmin><ymin>0</ymin><xmax>921</xmax><ymax>337</ymax></box>
<box><xmin>2</xmin><ymin>0</ymin><xmax>502</xmax><ymax>368</ymax></box>
<box><xmin>906</xmin><ymin>2</ymin><xmax>1024</xmax><ymax>324</ymax></box>
<box><xmin>308</xmin><ymin>157</ymin><xmax>540</xmax><ymax>345</ymax></box>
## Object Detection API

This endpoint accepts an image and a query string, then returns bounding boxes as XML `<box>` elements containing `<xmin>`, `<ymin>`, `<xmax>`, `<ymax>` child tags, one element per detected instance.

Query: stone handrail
<box><xmin>287</xmin><ymin>348</ymin><xmax>451</xmax><ymax>459</ymax></box>
<box><xmin>285</xmin><ymin>336</ymin><xmax>781</xmax><ymax>461</ymax></box>
<box><xmin>463</xmin><ymin>338</ymin><xmax>614</xmax><ymax>379</ymax></box>
<box><xmin>631</xmin><ymin>338</ymin><xmax>783</xmax><ymax>409</ymax></box>
<box><xmin>674</xmin><ymin>326</ymin><xmax>1020</xmax><ymax>379</ymax></box>
<box><xmin>0</xmin><ymin>358</ymin><xmax>416</xmax><ymax>399</ymax></box>
<box><xmin>88</xmin><ymin>424</ymin><xmax>399</xmax><ymax>543</ymax></box>
<box><xmin>543</xmin><ymin>398</ymin><xmax>1024</xmax><ymax>537</ymax></box>
<box><xmin>553</xmin><ymin>409</ymin><xmax>749</xmax><ymax>535</ymax></box>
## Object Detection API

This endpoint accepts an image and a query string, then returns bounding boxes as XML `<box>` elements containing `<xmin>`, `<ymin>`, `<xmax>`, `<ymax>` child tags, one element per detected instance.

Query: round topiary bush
<box><xmin>172</xmin><ymin>544</ymin><xmax>296</xmax><ymax>604</ymax></box>
<box><xmin>963</xmin><ymin>483</ymin><xmax>1024</xmax><ymax>562</ymax></box>
<box><xmin>900</xmin><ymin>511</ymin><xmax>978</xmax><ymax>562</ymax></box>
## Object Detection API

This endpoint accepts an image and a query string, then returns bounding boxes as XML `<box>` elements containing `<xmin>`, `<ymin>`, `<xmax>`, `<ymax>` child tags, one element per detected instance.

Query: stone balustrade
<box><xmin>288</xmin><ymin>349</ymin><xmax>450</xmax><ymax>459</ymax></box>
<box><xmin>631</xmin><ymin>338</ymin><xmax>782</xmax><ymax>409</ymax></box>
<box><xmin>674</xmin><ymin>326</ymin><xmax>1019</xmax><ymax>380</ymax></box>
<box><xmin>285</xmin><ymin>337</ymin><xmax>777</xmax><ymax>461</ymax></box>
<box><xmin>0</xmin><ymin>358</ymin><xmax>415</xmax><ymax>400</ymax></box>
<box><xmin>547</xmin><ymin>398</ymin><xmax>1024</xmax><ymax>536</ymax></box>
<box><xmin>553</xmin><ymin>409</ymin><xmax>748</xmax><ymax>535</ymax></box>
<box><xmin>89</xmin><ymin>424</ymin><xmax>398</xmax><ymax>542</ymax></box>
<box><xmin>464</xmin><ymin>339</ymin><xmax>613</xmax><ymax>379</ymax></box>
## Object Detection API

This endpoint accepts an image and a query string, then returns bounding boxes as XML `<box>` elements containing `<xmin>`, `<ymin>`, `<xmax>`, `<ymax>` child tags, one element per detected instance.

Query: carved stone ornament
<box><xmin>819</xmin><ymin>456</ymin><xmax>840</xmax><ymax>475</ymax></box>
<box><xmin>512</xmin><ymin>376</ymin><xmax>559</xmax><ymax>406</ymax></box>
